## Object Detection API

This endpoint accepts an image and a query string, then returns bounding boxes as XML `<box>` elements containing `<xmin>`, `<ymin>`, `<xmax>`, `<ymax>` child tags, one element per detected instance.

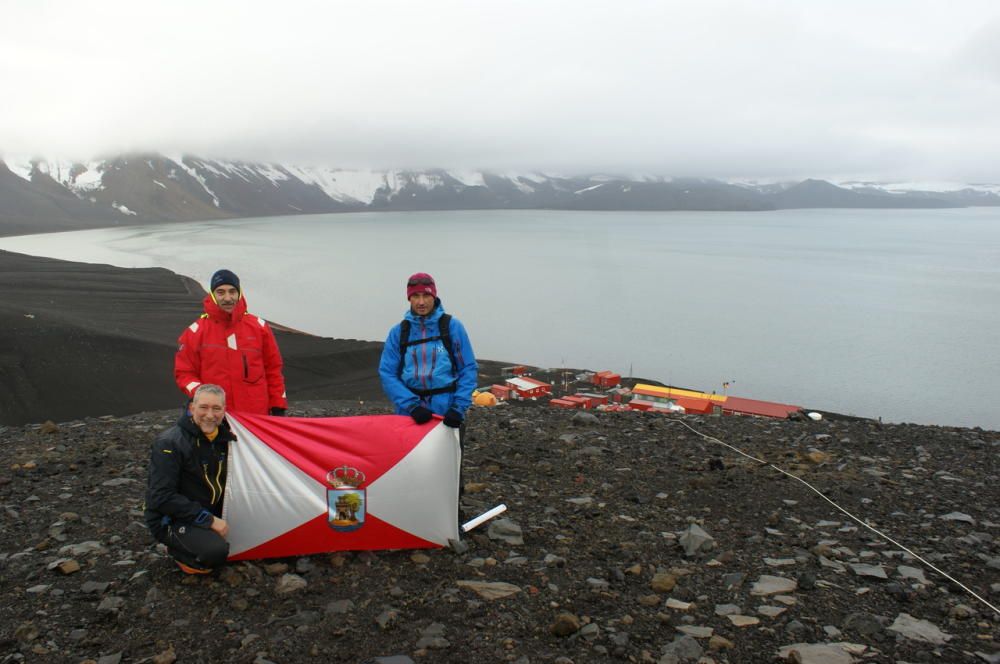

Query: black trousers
<box><xmin>157</xmin><ymin>522</ymin><xmax>229</xmax><ymax>569</ymax></box>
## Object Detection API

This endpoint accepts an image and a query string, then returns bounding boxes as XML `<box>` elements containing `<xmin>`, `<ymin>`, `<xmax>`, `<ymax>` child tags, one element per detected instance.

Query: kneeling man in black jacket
<box><xmin>145</xmin><ymin>384</ymin><xmax>235</xmax><ymax>574</ymax></box>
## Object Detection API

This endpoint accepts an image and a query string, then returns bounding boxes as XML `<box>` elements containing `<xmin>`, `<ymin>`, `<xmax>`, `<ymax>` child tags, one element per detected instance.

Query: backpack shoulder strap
<box><xmin>438</xmin><ymin>314</ymin><xmax>457</xmax><ymax>373</ymax></box>
<box><xmin>396</xmin><ymin>319</ymin><xmax>412</xmax><ymax>377</ymax></box>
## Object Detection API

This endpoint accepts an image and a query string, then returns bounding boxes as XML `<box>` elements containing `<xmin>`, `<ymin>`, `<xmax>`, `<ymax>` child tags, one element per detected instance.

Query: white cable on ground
<box><xmin>664</xmin><ymin>417</ymin><xmax>1000</xmax><ymax>617</ymax></box>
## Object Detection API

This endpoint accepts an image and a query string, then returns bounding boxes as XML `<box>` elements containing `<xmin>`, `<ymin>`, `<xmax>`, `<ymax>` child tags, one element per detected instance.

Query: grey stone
<box><xmin>714</xmin><ymin>603</ymin><xmax>742</xmax><ymax>616</ymax></box>
<box><xmin>751</xmin><ymin>575</ymin><xmax>797</xmax><ymax>596</ymax></box>
<box><xmin>660</xmin><ymin>634</ymin><xmax>704</xmax><ymax>661</ymax></box>
<box><xmin>572</xmin><ymin>411</ymin><xmax>599</xmax><ymax>425</ymax></box>
<box><xmin>58</xmin><ymin>541</ymin><xmax>107</xmax><ymax>557</ymax></box>
<box><xmin>888</xmin><ymin>613</ymin><xmax>952</xmax><ymax>644</ymax></box>
<box><xmin>842</xmin><ymin>612</ymin><xmax>884</xmax><ymax>638</ymax></box>
<box><xmin>543</xmin><ymin>553</ymin><xmax>566</xmax><ymax>567</ymax></box>
<box><xmin>849</xmin><ymin>563</ymin><xmax>888</xmax><ymax>579</ymax></box>
<box><xmin>274</xmin><ymin>573</ymin><xmax>307</xmax><ymax>594</ymax></box>
<box><xmin>325</xmin><ymin>599</ymin><xmax>355</xmax><ymax>615</ymax></box>
<box><xmin>97</xmin><ymin>596</ymin><xmax>125</xmax><ymax>612</ymax></box>
<box><xmin>776</xmin><ymin>643</ymin><xmax>855</xmax><ymax>664</ymax></box>
<box><xmin>81</xmin><ymin>581</ymin><xmax>110</xmax><ymax>594</ymax></box>
<box><xmin>101</xmin><ymin>478</ymin><xmax>136</xmax><ymax>487</ymax></box>
<box><xmin>487</xmin><ymin>518</ymin><xmax>524</xmax><ymax>545</ymax></box>
<box><xmin>677</xmin><ymin>524</ymin><xmax>715</xmax><ymax>557</ymax></box>
<box><xmin>721</xmin><ymin>572</ymin><xmax>744</xmax><ymax>589</ymax></box>
<box><xmin>675</xmin><ymin>625</ymin><xmax>712</xmax><ymax>638</ymax></box>
<box><xmin>375</xmin><ymin>608</ymin><xmax>400</xmax><ymax>629</ymax></box>
<box><xmin>940</xmin><ymin>512</ymin><xmax>975</xmax><ymax>525</ymax></box>
<box><xmin>896</xmin><ymin>565</ymin><xmax>928</xmax><ymax>584</ymax></box>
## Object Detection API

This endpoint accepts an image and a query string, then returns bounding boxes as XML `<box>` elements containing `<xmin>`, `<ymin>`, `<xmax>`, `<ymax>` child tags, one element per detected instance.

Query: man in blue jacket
<box><xmin>379</xmin><ymin>272</ymin><xmax>478</xmax><ymax>427</ymax></box>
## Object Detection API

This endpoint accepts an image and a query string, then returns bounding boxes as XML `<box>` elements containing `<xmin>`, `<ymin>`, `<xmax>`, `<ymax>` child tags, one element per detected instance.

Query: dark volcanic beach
<box><xmin>0</xmin><ymin>251</ymin><xmax>997</xmax><ymax>663</ymax></box>
<box><xmin>0</xmin><ymin>250</ymin><xmax>509</xmax><ymax>426</ymax></box>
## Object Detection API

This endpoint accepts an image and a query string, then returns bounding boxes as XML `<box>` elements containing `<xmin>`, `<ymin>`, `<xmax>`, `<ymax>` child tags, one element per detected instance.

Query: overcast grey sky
<box><xmin>2</xmin><ymin>0</ymin><xmax>999</xmax><ymax>181</ymax></box>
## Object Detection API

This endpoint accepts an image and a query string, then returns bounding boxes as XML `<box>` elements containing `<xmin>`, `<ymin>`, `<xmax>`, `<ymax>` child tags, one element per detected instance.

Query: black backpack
<box><xmin>397</xmin><ymin>314</ymin><xmax>458</xmax><ymax>396</ymax></box>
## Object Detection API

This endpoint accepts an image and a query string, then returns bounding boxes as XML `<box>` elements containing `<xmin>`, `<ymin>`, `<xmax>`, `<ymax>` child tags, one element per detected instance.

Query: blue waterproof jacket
<box><xmin>378</xmin><ymin>300</ymin><xmax>478</xmax><ymax>417</ymax></box>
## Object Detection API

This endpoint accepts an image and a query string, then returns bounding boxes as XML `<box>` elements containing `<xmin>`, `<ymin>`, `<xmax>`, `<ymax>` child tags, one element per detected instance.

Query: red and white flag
<box><xmin>222</xmin><ymin>413</ymin><xmax>460</xmax><ymax>560</ymax></box>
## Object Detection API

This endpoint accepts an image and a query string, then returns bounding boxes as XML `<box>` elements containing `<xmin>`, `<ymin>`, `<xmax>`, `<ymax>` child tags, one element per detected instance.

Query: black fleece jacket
<box><xmin>144</xmin><ymin>413</ymin><xmax>236</xmax><ymax>538</ymax></box>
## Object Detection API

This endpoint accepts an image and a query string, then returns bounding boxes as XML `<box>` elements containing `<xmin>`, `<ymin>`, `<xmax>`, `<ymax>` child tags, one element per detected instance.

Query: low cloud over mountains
<box><xmin>2</xmin><ymin>153</ymin><xmax>999</xmax><ymax>235</ymax></box>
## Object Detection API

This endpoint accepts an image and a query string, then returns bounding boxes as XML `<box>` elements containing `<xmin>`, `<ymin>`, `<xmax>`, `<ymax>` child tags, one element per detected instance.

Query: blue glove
<box><xmin>443</xmin><ymin>408</ymin><xmax>464</xmax><ymax>428</ymax></box>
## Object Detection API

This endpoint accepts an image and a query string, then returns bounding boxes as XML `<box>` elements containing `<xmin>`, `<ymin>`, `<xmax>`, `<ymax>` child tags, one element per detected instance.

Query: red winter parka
<box><xmin>174</xmin><ymin>294</ymin><xmax>287</xmax><ymax>414</ymax></box>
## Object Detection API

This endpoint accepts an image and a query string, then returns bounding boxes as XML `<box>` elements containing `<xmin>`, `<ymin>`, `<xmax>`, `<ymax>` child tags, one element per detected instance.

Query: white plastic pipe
<box><xmin>461</xmin><ymin>504</ymin><xmax>508</xmax><ymax>532</ymax></box>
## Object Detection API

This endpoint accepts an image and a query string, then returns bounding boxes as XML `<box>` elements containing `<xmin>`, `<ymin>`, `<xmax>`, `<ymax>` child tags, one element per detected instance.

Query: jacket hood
<box><xmin>202</xmin><ymin>291</ymin><xmax>248</xmax><ymax>323</ymax></box>
<box><xmin>404</xmin><ymin>298</ymin><xmax>445</xmax><ymax>324</ymax></box>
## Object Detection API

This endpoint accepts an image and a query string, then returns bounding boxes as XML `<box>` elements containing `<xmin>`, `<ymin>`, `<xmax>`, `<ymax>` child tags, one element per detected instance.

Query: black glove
<box><xmin>409</xmin><ymin>405</ymin><xmax>433</xmax><ymax>424</ymax></box>
<box><xmin>443</xmin><ymin>408</ymin><xmax>464</xmax><ymax>428</ymax></box>
<box><xmin>269</xmin><ymin>407</ymin><xmax>287</xmax><ymax>417</ymax></box>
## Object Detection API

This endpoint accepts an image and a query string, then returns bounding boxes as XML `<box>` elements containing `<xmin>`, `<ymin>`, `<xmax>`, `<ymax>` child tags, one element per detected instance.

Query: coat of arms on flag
<box><xmin>327</xmin><ymin>466</ymin><xmax>366</xmax><ymax>532</ymax></box>
<box><xmin>222</xmin><ymin>413</ymin><xmax>460</xmax><ymax>560</ymax></box>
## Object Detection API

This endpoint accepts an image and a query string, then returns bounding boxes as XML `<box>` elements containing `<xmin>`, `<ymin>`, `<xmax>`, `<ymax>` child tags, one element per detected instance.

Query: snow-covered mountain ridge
<box><xmin>1</xmin><ymin>152</ymin><xmax>998</xmax><ymax>235</ymax></box>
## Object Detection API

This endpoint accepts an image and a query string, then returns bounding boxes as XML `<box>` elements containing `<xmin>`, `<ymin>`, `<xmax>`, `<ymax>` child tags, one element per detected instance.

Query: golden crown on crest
<box><xmin>326</xmin><ymin>465</ymin><xmax>366</xmax><ymax>488</ymax></box>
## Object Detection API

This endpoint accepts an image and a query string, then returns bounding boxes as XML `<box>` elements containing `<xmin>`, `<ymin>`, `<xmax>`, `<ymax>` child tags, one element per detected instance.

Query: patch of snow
<box><xmin>70</xmin><ymin>162</ymin><xmax>106</xmax><ymax>192</ymax></box>
<box><xmin>33</xmin><ymin>159</ymin><xmax>105</xmax><ymax>192</ymax></box>
<box><xmin>251</xmin><ymin>163</ymin><xmax>291</xmax><ymax>187</ymax></box>
<box><xmin>217</xmin><ymin>161</ymin><xmax>255</xmax><ymax>183</ymax></box>
<box><xmin>447</xmin><ymin>170</ymin><xmax>486</xmax><ymax>187</ymax></box>
<box><xmin>112</xmin><ymin>202</ymin><xmax>137</xmax><ymax>216</ymax></box>
<box><xmin>731</xmin><ymin>179</ymin><xmax>796</xmax><ymax>192</ymax></box>
<box><xmin>518</xmin><ymin>172</ymin><xmax>553</xmax><ymax>184</ymax></box>
<box><xmin>282</xmin><ymin>165</ymin><xmax>386</xmax><ymax>204</ymax></box>
<box><xmin>194</xmin><ymin>160</ymin><xmax>231</xmax><ymax>178</ymax></box>
<box><xmin>498</xmin><ymin>173</ymin><xmax>538</xmax><ymax>194</ymax></box>
<box><xmin>4</xmin><ymin>159</ymin><xmax>34</xmax><ymax>181</ymax></box>
<box><xmin>574</xmin><ymin>183</ymin><xmax>606</xmax><ymax>194</ymax></box>
<box><xmin>413</xmin><ymin>172</ymin><xmax>445</xmax><ymax>191</ymax></box>
<box><xmin>837</xmin><ymin>180</ymin><xmax>1000</xmax><ymax>195</ymax></box>
<box><xmin>167</xmin><ymin>156</ymin><xmax>220</xmax><ymax>207</ymax></box>
<box><xmin>146</xmin><ymin>160</ymin><xmax>155</xmax><ymax>170</ymax></box>
<box><xmin>153</xmin><ymin>180</ymin><xmax>167</xmax><ymax>189</ymax></box>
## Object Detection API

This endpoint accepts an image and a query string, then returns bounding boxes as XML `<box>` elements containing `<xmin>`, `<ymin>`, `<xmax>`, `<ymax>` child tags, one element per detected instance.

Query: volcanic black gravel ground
<box><xmin>1</xmin><ymin>402</ymin><xmax>998</xmax><ymax>664</ymax></box>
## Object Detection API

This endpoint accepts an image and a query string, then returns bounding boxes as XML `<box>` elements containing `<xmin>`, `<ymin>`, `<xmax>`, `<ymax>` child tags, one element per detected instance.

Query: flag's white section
<box><xmin>367</xmin><ymin>423</ymin><xmax>461</xmax><ymax>545</ymax></box>
<box><xmin>224</xmin><ymin>415</ymin><xmax>326</xmax><ymax>556</ymax></box>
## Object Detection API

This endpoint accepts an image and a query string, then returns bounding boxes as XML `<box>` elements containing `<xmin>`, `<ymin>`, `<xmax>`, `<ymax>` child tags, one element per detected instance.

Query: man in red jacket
<box><xmin>174</xmin><ymin>269</ymin><xmax>288</xmax><ymax>415</ymax></box>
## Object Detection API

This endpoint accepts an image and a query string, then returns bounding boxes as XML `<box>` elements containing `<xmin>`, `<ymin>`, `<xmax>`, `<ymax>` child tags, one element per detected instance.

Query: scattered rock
<box><xmin>751</xmin><ymin>575</ymin><xmax>798</xmax><ymax>596</ymax></box>
<box><xmin>487</xmin><ymin>518</ymin><xmax>524</xmax><ymax>545</ymax></box>
<box><xmin>550</xmin><ymin>612</ymin><xmax>581</xmax><ymax>636</ymax></box>
<box><xmin>677</xmin><ymin>524</ymin><xmax>715</xmax><ymax>557</ymax></box>
<box><xmin>887</xmin><ymin>613</ymin><xmax>952</xmax><ymax>644</ymax></box>
<box><xmin>455</xmin><ymin>580</ymin><xmax>521</xmax><ymax>600</ymax></box>
<box><xmin>651</xmin><ymin>572</ymin><xmax>677</xmax><ymax>593</ymax></box>
<box><xmin>776</xmin><ymin>642</ymin><xmax>860</xmax><ymax>664</ymax></box>
<box><xmin>274</xmin><ymin>573</ymin><xmax>307</xmax><ymax>594</ymax></box>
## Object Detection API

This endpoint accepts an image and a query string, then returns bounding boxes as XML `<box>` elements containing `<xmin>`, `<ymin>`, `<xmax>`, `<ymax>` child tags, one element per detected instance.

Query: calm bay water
<box><xmin>2</xmin><ymin>208</ymin><xmax>998</xmax><ymax>429</ymax></box>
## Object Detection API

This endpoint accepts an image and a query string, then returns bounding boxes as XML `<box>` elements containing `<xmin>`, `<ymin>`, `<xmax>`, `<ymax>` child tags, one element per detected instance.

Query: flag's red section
<box><xmin>228</xmin><ymin>514</ymin><xmax>440</xmax><ymax>561</ymax></box>
<box><xmin>231</xmin><ymin>412</ymin><xmax>435</xmax><ymax>485</ymax></box>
